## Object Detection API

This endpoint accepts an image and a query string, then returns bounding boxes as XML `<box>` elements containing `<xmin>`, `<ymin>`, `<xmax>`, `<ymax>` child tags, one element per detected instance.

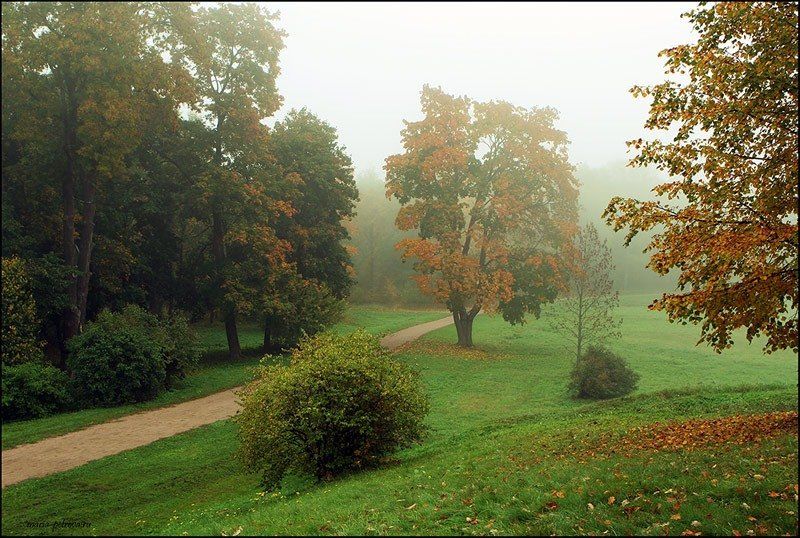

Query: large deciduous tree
<box><xmin>550</xmin><ymin>223</ymin><xmax>621</xmax><ymax>361</ymax></box>
<box><xmin>2</xmin><ymin>2</ymin><xmax>191</xmax><ymax>350</ymax></box>
<box><xmin>604</xmin><ymin>2</ymin><xmax>798</xmax><ymax>353</ymax></box>
<box><xmin>176</xmin><ymin>2</ymin><xmax>286</xmax><ymax>359</ymax></box>
<box><xmin>385</xmin><ymin>86</ymin><xmax>579</xmax><ymax>347</ymax></box>
<box><xmin>254</xmin><ymin>108</ymin><xmax>358</xmax><ymax>351</ymax></box>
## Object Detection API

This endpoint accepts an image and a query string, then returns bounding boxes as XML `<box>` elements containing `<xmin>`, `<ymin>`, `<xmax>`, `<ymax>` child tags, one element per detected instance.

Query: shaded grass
<box><xmin>1</xmin><ymin>306</ymin><xmax>446</xmax><ymax>450</ymax></box>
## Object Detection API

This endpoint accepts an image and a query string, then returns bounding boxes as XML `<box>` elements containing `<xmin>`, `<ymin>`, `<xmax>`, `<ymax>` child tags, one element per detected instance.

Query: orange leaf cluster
<box><xmin>604</xmin><ymin>2</ymin><xmax>798</xmax><ymax>354</ymax></box>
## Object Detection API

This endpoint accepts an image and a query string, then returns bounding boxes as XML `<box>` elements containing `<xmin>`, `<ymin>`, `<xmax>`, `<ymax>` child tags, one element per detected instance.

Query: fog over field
<box><xmin>265</xmin><ymin>2</ymin><xmax>695</xmax><ymax>298</ymax></box>
<box><xmin>2</xmin><ymin>2</ymin><xmax>796</xmax><ymax>535</ymax></box>
<box><xmin>269</xmin><ymin>2</ymin><xmax>694</xmax><ymax>173</ymax></box>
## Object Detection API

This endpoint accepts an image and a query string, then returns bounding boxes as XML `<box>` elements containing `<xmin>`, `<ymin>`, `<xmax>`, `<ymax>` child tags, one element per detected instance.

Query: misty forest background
<box><xmin>349</xmin><ymin>162</ymin><xmax>672</xmax><ymax>306</ymax></box>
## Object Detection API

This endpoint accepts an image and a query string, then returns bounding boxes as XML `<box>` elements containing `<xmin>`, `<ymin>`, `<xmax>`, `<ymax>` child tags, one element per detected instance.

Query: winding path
<box><xmin>1</xmin><ymin>315</ymin><xmax>452</xmax><ymax>489</ymax></box>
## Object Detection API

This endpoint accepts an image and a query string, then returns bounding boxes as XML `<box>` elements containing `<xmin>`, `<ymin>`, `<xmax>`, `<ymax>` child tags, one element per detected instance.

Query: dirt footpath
<box><xmin>378</xmin><ymin>315</ymin><xmax>454</xmax><ymax>351</ymax></box>
<box><xmin>1</xmin><ymin>316</ymin><xmax>452</xmax><ymax>488</ymax></box>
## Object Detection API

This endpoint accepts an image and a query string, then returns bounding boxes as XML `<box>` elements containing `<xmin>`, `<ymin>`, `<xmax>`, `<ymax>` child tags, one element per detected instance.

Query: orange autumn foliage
<box><xmin>604</xmin><ymin>2</ymin><xmax>798</xmax><ymax>353</ymax></box>
<box><xmin>386</xmin><ymin>86</ymin><xmax>579</xmax><ymax>345</ymax></box>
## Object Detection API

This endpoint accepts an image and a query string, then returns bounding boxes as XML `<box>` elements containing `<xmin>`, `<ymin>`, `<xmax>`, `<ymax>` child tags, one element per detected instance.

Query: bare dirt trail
<box><xmin>1</xmin><ymin>315</ymin><xmax>453</xmax><ymax>489</ymax></box>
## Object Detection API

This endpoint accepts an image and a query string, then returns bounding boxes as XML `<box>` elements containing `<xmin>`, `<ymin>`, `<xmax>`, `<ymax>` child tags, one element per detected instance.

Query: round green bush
<box><xmin>568</xmin><ymin>346</ymin><xmax>640</xmax><ymax>399</ymax></box>
<box><xmin>236</xmin><ymin>329</ymin><xmax>429</xmax><ymax>488</ymax></box>
<box><xmin>262</xmin><ymin>275</ymin><xmax>344</xmax><ymax>351</ymax></box>
<box><xmin>66</xmin><ymin>308</ymin><xmax>166</xmax><ymax>406</ymax></box>
<box><xmin>2</xmin><ymin>362</ymin><xmax>72</xmax><ymax>420</ymax></box>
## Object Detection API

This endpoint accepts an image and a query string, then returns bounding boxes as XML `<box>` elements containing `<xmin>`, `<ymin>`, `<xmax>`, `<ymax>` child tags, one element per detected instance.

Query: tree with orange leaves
<box><xmin>386</xmin><ymin>86</ymin><xmax>579</xmax><ymax>347</ymax></box>
<box><xmin>604</xmin><ymin>2</ymin><xmax>798</xmax><ymax>354</ymax></box>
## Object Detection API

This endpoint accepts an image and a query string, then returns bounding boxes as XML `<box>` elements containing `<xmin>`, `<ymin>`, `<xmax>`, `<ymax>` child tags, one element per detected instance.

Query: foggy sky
<box><xmin>267</xmin><ymin>2</ymin><xmax>696</xmax><ymax>176</ymax></box>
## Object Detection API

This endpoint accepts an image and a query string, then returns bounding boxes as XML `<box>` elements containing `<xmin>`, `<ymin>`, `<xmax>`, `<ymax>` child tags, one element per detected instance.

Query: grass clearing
<box><xmin>2</xmin><ymin>295</ymin><xmax>796</xmax><ymax>535</ymax></box>
<box><xmin>1</xmin><ymin>386</ymin><xmax>795</xmax><ymax>536</ymax></box>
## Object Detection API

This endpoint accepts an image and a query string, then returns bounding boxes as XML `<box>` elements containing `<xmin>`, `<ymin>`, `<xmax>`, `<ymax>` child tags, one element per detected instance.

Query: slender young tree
<box><xmin>550</xmin><ymin>223</ymin><xmax>621</xmax><ymax>361</ymax></box>
<box><xmin>386</xmin><ymin>86</ymin><xmax>579</xmax><ymax>347</ymax></box>
<box><xmin>604</xmin><ymin>2</ymin><xmax>798</xmax><ymax>353</ymax></box>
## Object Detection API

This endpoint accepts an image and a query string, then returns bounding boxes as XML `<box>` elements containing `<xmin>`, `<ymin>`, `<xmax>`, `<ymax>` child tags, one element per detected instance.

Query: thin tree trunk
<box><xmin>61</xmin><ymin>166</ymin><xmax>80</xmax><ymax>349</ymax></box>
<box><xmin>76</xmin><ymin>178</ymin><xmax>96</xmax><ymax>326</ymax></box>
<box><xmin>211</xmin><ymin>208</ymin><xmax>241</xmax><ymax>359</ymax></box>
<box><xmin>59</xmin><ymin>80</ymin><xmax>80</xmax><ymax>363</ymax></box>
<box><xmin>367</xmin><ymin>245</ymin><xmax>375</xmax><ymax>294</ymax></box>
<box><xmin>576</xmin><ymin>287</ymin><xmax>583</xmax><ymax>362</ymax></box>
<box><xmin>209</xmin><ymin>118</ymin><xmax>241</xmax><ymax>360</ymax></box>
<box><xmin>263</xmin><ymin>322</ymin><xmax>271</xmax><ymax>353</ymax></box>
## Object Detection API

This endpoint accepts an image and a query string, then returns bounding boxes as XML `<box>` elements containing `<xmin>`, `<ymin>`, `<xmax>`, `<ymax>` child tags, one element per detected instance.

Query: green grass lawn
<box><xmin>1</xmin><ymin>306</ymin><xmax>446</xmax><ymax>450</ymax></box>
<box><xmin>1</xmin><ymin>296</ymin><xmax>797</xmax><ymax>535</ymax></box>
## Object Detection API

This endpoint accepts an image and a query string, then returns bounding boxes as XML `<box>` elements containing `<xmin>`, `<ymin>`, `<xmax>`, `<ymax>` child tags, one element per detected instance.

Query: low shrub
<box><xmin>67</xmin><ymin>308</ymin><xmax>166</xmax><ymax>406</ymax></box>
<box><xmin>111</xmin><ymin>305</ymin><xmax>199</xmax><ymax>388</ymax></box>
<box><xmin>568</xmin><ymin>346</ymin><xmax>640</xmax><ymax>399</ymax></box>
<box><xmin>2</xmin><ymin>362</ymin><xmax>72</xmax><ymax>420</ymax></box>
<box><xmin>262</xmin><ymin>275</ymin><xmax>345</xmax><ymax>351</ymax></box>
<box><xmin>236</xmin><ymin>330</ymin><xmax>429</xmax><ymax>488</ymax></box>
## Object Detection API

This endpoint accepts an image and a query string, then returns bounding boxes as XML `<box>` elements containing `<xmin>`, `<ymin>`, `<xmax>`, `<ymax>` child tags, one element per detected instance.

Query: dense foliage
<box><xmin>568</xmin><ymin>346</ymin><xmax>640</xmax><ymax>400</ymax></box>
<box><xmin>67</xmin><ymin>308</ymin><xmax>167</xmax><ymax>406</ymax></box>
<box><xmin>269</xmin><ymin>108</ymin><xmax>358</xmax><ymax>299</ymax></box>
<box><xmin>236</xmin><ymin>330</ymin><xmax>429</xmax><ymax>488</ymax></box>
<box><xmin>1</xmin><ymin>1</ymin><xmax>357</xmax><ymax>381</ymax></box>
<box><xmin>385</xmin><ymin>85</ymin><xmax>579</xmax><ymax>346</ymax></box>
<box><xmin>349</xmin><ymin>165</ymin><xmax>676</xmax><ymax>306</ymax></box>
<box><xmin>604</xmin><ymin>1</ymin><xmax>798</xmax><ymax>353</ymax></box>
<box><xmin>260</xmin><ymin>272</ymin><xmax>345</xmax><ymax>351</ymax></box>
<box><xmin>110</xmin><ymin>305</ymin><xmax>200</xmax><ymax>388</ymax></box>
<box><xmin>1</xmin><ymin>257</ymin><xmax>43</xmax><ymax>365</ymax></box>
<box><xmin>2</xmin><ymin>362</ymin><xmax>72</xmax><ymax>420</ymax></box>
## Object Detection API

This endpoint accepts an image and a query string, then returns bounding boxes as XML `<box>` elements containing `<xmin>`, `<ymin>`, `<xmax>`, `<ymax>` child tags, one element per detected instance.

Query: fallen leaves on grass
<box><xmin>552</xmin><ymin>411</ymin><xmax>798</xmax><ymax>460</ymax></box>
<box><xmin>399</xmin><ymin>340</ymin><xmax>496</xmax><ymax>360</ymax></box>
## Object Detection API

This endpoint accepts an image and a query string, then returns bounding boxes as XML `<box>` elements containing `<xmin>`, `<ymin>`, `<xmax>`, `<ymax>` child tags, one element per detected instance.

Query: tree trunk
<box><xmin>76</xmin><ymin>178</ymin><xmax>96</xmax><ymax>326</ymax></box>
<box><xmin>211</xmin><ymin>208</ymin><xmax>241</xmax><ymax>359</ymax></box>
<box><xmin>453</xmin><ymin>308</ymin><xmax>475</xmax><ymax>347</ymax></box>
<box><xmin>60</xmin><ymin>166</ymin><xmax>80</xmax><ymax>352</ymax></box>
<box><xmin>224</xmin><ymin>308</ymin><xmax>241</xmax><ymax>360</ymax></box>
<box><xmin>263</xmin><ymin>322</ymin><xmax>271</xmax><ymax>353</ymax></box>
<box><xmin>59</xmin><ymin>79</ymin><xmax>80</xmax><ymax>364</ymax></box>
<box><xmin>576</xmin><ymin>287</ymin><xmax>584</xmax><ymax>362</ymax></box>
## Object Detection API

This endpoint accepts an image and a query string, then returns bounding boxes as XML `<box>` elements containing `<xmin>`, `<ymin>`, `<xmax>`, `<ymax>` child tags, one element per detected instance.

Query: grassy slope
<box><xmin>2</xmin><ymin>295</ymin><xmax>796</xmax><ymax>536</ymax></box>
<box><xmin>1</xmin><ymin>306</ymin><xmax>446</xmax><ymax>450</ymax></box>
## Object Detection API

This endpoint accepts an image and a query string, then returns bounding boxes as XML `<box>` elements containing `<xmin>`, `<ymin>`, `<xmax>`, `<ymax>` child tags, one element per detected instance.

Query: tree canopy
<box><xmin>604</xmin><ymin>1</ymin><xmax>798</xmax><ymax>354</ymax></box>
<box><xmin>1</xmin><ymin>2</ymin><xmax>358</xmax><ymax>361</ymax></box>
<box><xmin>385</xmin><ymin>85</ymin><xmax>579</xmax><ymax>346</ymax></box>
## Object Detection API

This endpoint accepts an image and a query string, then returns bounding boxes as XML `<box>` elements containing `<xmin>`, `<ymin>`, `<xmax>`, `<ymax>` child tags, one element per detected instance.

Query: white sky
<box><xmin>267</xmin><ymin>1</ymin><xmax>696</xmax><ymax>176</ymax></box>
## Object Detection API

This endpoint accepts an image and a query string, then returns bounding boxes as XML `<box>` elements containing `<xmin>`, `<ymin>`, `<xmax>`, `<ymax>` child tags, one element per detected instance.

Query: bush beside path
<box><xmin>1</xmin><ymin>315</ymin><xmax>452</xmax><ymax>489</ymax></box>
